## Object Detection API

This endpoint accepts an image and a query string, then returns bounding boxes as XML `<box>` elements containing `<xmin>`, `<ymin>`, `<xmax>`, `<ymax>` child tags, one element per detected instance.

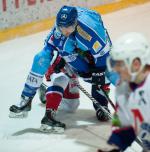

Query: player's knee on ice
<box><xmin>50</xmin><ymin>73</ymin><xmax>70</xmax><ymax>90</ymax></box>
<box><xmin>59</xmin><ymin>98</ymin><xmax>80</xmax><ymax>113</ymax></box>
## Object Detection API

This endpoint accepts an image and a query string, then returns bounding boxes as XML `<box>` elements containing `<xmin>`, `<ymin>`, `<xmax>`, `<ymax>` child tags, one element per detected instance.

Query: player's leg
<box><xmin>94</xmin><ymin>70</ymin><xmax>120</xmax><ymax>121</ymax></box>
<box><xmin>38</xmin><ymin>74</ymin><xmax>80</xmax><ymax>112</ymax></box>
<box><xmin>9</xmin><ymin>48</ymin><xmax>51</xmax><ymax>118</ymax></box>
<box><xmin>40</xmin><ymin>72</ymin><xmax>69</xmax><ymax>133</ymax></box>
<box><xmin>59</xmin><ymin>74</ymin><xmax>80</xmax><ymax>113</ymax></box>
<box><xmin>92</xmin><ymin>79</ymin><xmax>111</xmax><ymax>121</ymax></box>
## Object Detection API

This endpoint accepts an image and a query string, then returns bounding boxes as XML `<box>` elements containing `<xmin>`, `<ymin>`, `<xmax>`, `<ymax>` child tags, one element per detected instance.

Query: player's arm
<box><xmin>45</xmin><ymin>50</ymin><xmax>66</xmax><ymax>81</ymax></box>
<box><xmin>78</xmin><ymin>19</ymin><xmax>112</xmax><ymax>85</ymax></box>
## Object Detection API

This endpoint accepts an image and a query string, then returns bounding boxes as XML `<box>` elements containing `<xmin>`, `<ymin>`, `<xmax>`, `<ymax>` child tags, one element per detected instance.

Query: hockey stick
<box><xmin>64</xmin><ymin>65</ymin><xmax>144</xmax><ymax>148</ymax></box>
<box><xmin>73</xmin><ymin>81</ymin><xmax>112</xmax><ymax>119</ymax></box>
<box><xmin>41</xmin><ymin>78</ymin><xmax>112</xmax><ymax>119</ymax></box>
<box><xmin>96</xmin><ymin>86</ymin><xmax>116</xmax><ymax>111</ymax></box>
<box><xmin>96</xmin><ymin>87</ymin><xmax>144</xmax><ymax>148</ymax></box>
<box><xmin>42</xmin><ymin>66</ymin><xmax>144</xmax><ymax>149</ymax></box>
<box><xmin>63</xmin><ymin>64</ymin><xmax>112</xmax><ymax>119</ymax></box>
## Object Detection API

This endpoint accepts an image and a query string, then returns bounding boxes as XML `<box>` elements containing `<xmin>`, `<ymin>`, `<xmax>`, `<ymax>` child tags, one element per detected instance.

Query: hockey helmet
<box><xmin>108</xmin><ymin>32</ymin><xmax>150</xmax><ymax>71</ymax></box>
<box><xmin>56</xmin><ymin>6</ymin><xmax>78</xmax><ymax>28</ymax></box>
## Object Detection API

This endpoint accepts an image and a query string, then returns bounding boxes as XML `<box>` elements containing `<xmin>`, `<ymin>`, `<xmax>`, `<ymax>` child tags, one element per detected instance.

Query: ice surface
<box><xmin>1</xmin><ymin>2</ymin><xmax>150</xmax><ymax>152</ymax></box>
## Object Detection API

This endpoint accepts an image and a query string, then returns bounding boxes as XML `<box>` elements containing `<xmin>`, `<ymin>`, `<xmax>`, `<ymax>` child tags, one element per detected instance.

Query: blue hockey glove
<box><xmin>108</xmin><ymin>126</ymin><xmax>136</xmax><ymax>151</ymax></box>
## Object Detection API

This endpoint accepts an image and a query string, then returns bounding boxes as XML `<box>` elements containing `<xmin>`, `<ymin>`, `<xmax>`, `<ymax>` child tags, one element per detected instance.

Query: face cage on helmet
<box><xmin>107</xmin><ymin>56</ymin><xmax>136</xmax><ymax>72</ymax></box>
<box><xmin>106</xmin><ymin>56</ymin><xmax>122</xmax><ymax>72</ymax></box>
<box><xmin>107</xmin><ymin>56</ymin><xmax>146</xmax><ymax>82</ymax></box>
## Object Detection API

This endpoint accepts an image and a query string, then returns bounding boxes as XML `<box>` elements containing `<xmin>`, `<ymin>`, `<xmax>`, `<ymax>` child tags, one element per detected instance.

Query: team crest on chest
<box><xmin>54</xmin><ymin>29</ymin><xmax>61</xmax><ymax>39</ymax></box>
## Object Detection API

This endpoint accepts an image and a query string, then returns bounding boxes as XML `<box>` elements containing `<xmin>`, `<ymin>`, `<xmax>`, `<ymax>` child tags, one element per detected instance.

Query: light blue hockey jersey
<box><xmin>44</xmin><ymin>7</ymin><xmax>112</xmax><ymax>73</ymax></box>
<box><xmin>23</xmin><ymin>7</ymin><xmax>114</xmax><ymax>97</ymax></box>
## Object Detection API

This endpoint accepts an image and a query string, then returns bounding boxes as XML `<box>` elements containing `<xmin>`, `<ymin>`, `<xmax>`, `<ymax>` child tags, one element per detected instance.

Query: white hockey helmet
<box><xmin>110</xmin><ymin>32</ymin><xmax>150</xmax><ymax>70</ymax></box>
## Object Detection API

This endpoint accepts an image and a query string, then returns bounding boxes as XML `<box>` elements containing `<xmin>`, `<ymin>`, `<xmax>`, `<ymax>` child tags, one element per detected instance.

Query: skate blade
<box><xmin>39</xmin><ymin>124</ymin><xmax>65</xmax><ymax>134</ymax></box>
<box><xmin>9</xmin><ymin>111</ymin><xmax>28</xmax><ymax>118</ymax></box>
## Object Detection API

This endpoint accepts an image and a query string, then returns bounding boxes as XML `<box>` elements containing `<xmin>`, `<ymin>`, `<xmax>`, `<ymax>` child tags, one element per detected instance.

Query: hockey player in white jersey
<box><xmin>98</xmin><ymin>32</ymin><xmax>150</xmax><ymax>152</ymax></box>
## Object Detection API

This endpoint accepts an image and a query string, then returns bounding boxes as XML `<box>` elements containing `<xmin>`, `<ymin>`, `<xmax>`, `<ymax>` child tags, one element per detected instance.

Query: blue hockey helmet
<box><xmin>56</xmin><ymin>6</ymin><xmax>78</xmax><ymax>27</ymax></box>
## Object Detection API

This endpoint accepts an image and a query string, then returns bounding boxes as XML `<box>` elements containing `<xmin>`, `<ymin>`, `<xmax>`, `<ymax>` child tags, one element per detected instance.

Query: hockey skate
<box><xmin>38</xmin><ymin>83</ymin><xmax>47</xmax><ymax>104</ymax></box>
<box><xmin>9</xmin><ymin>95</ymin><xmax>32</xmax><ymax>118</ymax></box>
<box><xmin>96</xmin><ymin>106</ymin><xmax>110</xmax><ymax>121</ymax></box>
<box><xmin>40</xmin><ymin>109</ymin><xmax>66</xmax><ymax>134</ymax></box>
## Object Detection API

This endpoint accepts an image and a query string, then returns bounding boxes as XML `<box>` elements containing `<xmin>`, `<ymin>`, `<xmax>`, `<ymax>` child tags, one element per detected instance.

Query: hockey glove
<box><xmin>112</xmin><ymin>113</ymin><xmax>121</xmax><ymax>127</ymax></box>
<box><xmin>108</xmin><ymin>126</ymin><xmax>136</xmax><ymax>151</ymax></box>
<box><xmin>45</xmin><ymin>66</ymin><xmax>54</xmax><ymax>81</ymax></box>
<box><xmin>52</xmin><ymin>55</ymin><xmax>66</xmax><ymax>73</ymax></box>
<box><xmin>45</xmin><ymin>56</ymin><xmax>66</xmax><ymax>81</ymax></box>
<box><xmin>96</xmin><ymin>106</ymin><xmax>110</xmax><ymax>121</ymax></box>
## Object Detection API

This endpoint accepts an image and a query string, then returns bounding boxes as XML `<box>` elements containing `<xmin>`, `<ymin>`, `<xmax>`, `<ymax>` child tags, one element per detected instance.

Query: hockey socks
<box><xmin>46</xmin><ymin>86</ymin><xmax>64</xmax><ymax>110</ymax></box>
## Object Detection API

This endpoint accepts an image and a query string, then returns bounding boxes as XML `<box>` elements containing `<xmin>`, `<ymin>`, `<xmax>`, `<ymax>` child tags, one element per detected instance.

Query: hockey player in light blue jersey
<box><xmin>9</xmin><ymin>6</ymin><xmax>114</xmax><ymax>132</ymax></box>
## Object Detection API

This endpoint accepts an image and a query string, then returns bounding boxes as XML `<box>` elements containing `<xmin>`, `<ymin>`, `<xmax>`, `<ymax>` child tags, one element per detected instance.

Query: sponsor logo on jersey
<box><xmin>93</xmin><ymin>41</ymin><xmax>102</xmax><ymax>53</ymax></box>
<box><xmin>77</xmin><ymin>25</ymin><xmax>92</xmax><ymax>42</ymax></box>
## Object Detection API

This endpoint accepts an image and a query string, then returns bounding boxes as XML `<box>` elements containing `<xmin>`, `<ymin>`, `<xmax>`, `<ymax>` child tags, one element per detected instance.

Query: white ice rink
<box><xmin>0</xmin><ymin>2</ymin><xmax>150</xmax><ymax>152</ymax></box>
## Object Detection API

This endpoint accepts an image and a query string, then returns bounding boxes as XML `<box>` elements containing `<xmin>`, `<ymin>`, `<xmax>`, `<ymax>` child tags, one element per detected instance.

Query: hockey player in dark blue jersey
<box><xmin>9</xmin><ymin>6</ymin><xmax>115</xmax><ymax>132</ymax></box>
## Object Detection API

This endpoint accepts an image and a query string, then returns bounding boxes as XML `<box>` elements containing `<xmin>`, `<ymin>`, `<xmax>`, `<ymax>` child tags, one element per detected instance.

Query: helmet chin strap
<box><xmin>129</xmin><ymin>65</ymin><xmax>144</xmax><ymax>82</ymax></box>
<box><xmin>125</xmin><ymin>58</ymin><xmax>145</xmax><ymax>82</ymax></box>
<box><xmin>130</xmin><ymin>72</ymin><xmax>138</xmax><ymax>82</ymax></box>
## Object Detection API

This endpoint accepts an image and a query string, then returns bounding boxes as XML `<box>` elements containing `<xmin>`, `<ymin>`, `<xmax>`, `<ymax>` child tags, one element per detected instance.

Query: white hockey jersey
<box><xmin>115</xmin><ymin>73</ymin><xmax>150</xmax><ymax>144</ymax></box>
